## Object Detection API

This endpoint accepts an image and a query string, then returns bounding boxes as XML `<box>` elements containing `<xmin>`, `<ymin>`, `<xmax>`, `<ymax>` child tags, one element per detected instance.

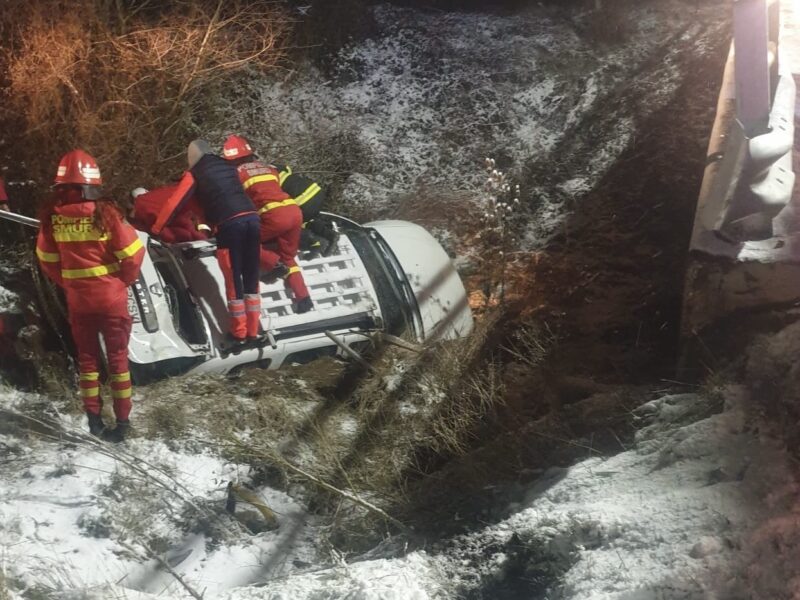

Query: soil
<box><xmin>396</xmin><ymin>22</ymin><xmax>732</xmax><ymax>547</ymax></box>
<box><xmin>497</xmin><ymin>46</ymin><xmax>730</xmax><ymax>384</ymax></box>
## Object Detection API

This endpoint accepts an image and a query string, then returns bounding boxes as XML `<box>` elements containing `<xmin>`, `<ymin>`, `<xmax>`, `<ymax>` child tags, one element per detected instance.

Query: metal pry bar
<box><xmin>0</xmin><ymin>209</ymin><xmax>40</xmax><ymax>229</ymax></box>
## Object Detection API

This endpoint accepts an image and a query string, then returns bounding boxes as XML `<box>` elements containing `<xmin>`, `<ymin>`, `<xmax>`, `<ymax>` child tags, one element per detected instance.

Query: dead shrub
<box><xmin>1</xmin><ymin>0</ymin><xmax>291</xmax><ymax>201</ymax></box>
<box><xmin>502</xmin><ymin>321</ymin><xmax>557</xmax><ymax>372</ymax></box>
<box><xmin>471</xmin><ymin>158</ymin><xmax>524</xmax><ymax>308</ymax></box>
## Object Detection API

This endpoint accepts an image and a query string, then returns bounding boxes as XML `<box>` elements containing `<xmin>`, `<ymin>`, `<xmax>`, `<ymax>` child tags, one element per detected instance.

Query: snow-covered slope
<box><xmin>3</xmin><ymin>385</ymin><xmax>797</xmax><ymax>599</ymax></box>
<box><xmin>213</xmin><ymin>388</ymin><xmax>800</xmax><ymax>600</ymax></box>
<box><xmin>0</xmin><ymin>399</ymin><xmax>320</xmax><ymax>599</ymax></box>
<box><xmin>223</xmin><ymin>1</ymin><xmax>728</xmax><ymax>244</ymax></box>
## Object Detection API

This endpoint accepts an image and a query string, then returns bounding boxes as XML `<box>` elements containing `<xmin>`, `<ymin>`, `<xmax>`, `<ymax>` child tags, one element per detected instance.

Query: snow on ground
<box><xmin>0</xmin><ymin>268</ymin><xmax>22</xmax><ymax>314</ymax></box>
<box><xmin>0</xmin><ymin>394</ymin><xmax>319</xmax><ymax>599</ymax></box>
<box><xmin>4</xmin><ymin>381</ymin><xmax>799</xmax><ymax>598</ymax></box>
<box><xmin>210</xmin><ymin>387</ymin><xmax>800</xmax><ymax>599</ymax></box>
<box><xmin>220</xmin><ymin>1</ymin><xmax>728</xmax><ymax>245</ymax></box>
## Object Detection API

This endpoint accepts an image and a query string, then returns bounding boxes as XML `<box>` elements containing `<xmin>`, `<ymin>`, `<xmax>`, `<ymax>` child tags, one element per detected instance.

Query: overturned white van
<box><xmin>125</xmin><ymin>214</ymin><xmax>473</xmax><ymax>381</ymax></box>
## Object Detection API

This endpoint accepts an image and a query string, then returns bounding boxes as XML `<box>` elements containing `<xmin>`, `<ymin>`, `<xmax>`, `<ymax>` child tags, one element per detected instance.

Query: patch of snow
<box><xmin>0</xmin><ymin>394</ymin><xmax>319</xmax><ymax>599</ymax></box>
<box><xmin>218</xmin><ymin>387</ymin><xmax>800</xmax><ymax>599</ymax></box>
<box><xmin>218</xmin><ymin>552</ymin><xmax>444</xmax><ymax>600</ymax></box>
<box><xmin>0</xmin><ymin>282</ymin><xmax>20</xmax><ymax>313</ymax></box>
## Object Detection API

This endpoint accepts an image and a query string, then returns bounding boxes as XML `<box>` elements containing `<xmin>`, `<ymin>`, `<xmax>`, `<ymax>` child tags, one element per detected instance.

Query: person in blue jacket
<box><xmin>153</xmin><ymin>140</ymin><xmax>262</xmax><ymax>344</ymax></box>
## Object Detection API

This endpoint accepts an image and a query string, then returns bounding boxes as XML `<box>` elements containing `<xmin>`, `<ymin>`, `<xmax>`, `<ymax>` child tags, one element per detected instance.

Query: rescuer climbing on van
<box><xmin>129</xmin><ymin>185</ymin><xmax>208</xmax><ymax>243</ymax></box>
<box><xmin>35</xmin><ymin>149</ymin><xmax>144</xmax><ymax>442</ymax></box>
<box><xmin>222</xmin><ymin>134</ymin><xmax>313</xmax><ymax>315</ymax></box>
<box><xmin>152</xmin><ymin>140</ymin><xmax>263</xmax><ymax>344</ymax></box>
<box><xmin>271</xmin><ymin>162</ymin><xmax>338</xmax><ymax>256</ymax></box>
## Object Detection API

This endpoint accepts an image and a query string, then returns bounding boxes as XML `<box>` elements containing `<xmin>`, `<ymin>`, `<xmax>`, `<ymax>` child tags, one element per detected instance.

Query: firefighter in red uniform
<box><xmin>152</xmin><ymin>140</ymin><xmax>263</xmax><ymax>343</ymax></box>
<box><xmin>36</xmin><ymin>150</ymin><xmax>144</xmax><ymax>442</ymax></box>
<box><xmin>129</xmin><ymin>185</ymin><xmax>207</xmax><ymax>243</ymax></box>
<box><xmin>222</xmin><ymin>135</ymin><xmax>313</xmax><ymax>314</ymax></box>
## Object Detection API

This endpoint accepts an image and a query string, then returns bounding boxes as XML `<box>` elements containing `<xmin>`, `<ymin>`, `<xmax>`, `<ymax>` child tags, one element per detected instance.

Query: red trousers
<box><xmin>69</xmin><ymin>312</ymin><xmax>133</xmax><ymax>421</ymax></box>
<box><xmin>259</xmin><ymin>205</ymin><xmax>309</xmax><ymax>300</ymax></box>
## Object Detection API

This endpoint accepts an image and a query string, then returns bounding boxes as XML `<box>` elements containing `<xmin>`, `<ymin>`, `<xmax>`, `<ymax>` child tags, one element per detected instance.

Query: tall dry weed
<box><xmin>1</xmin><ymin>0</ymin><xmax>291</xmax><ymax>201</ymax></box>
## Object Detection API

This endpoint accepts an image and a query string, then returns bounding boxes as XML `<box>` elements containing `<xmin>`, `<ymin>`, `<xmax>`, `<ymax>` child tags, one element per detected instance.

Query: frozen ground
<box><xmin>206</xmin><ymin>387</ymin><xmax>800</xmax><ymax>600</ymax></box>
<box><xmin>3</xmin><ymin>374</ymin><xmax>800</xmax><ymax>598</ymax></box>
<box><xmin>220</xmin><ymin>1</ymin><xmax>729</xmax><ymax>245</ymax></box>
<box><xmin>0</xmin><ymin>396</ymin><xmax>321</xmax><ymax>599</ymax></box>
<box><xmin>1</xmin><ymin>282</ymin><xmax>796</xmax><ymax>599</ymax></box>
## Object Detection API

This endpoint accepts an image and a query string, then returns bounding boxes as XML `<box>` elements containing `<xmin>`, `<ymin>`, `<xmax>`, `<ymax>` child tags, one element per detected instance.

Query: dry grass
<box><xmin>129</xmin><ymin>314</ymin><xmax>517</xmax><ymax>546</ymax></box>
<box><xmin>123</xmin><ymin>301</ymin><xmax>585</xmax><ymax>555</ymax></box>
<box><xmin>1</xmin><ymin>0</ymin><xmax>291</xmax><ymax>200</ymax></box>
<box><xmin>0</xmin><ymin>567</ymin><xmax>10</xmax><ymax>600</ymax></box>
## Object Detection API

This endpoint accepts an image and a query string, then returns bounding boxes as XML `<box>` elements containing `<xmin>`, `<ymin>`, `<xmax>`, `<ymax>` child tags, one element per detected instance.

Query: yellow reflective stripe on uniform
<box><xmin>79</xmin><ymin>372</ymin><xmax>100</xmax><ymax>381</ymax></box>
<box><xmin>61</xmin><ymin>262</ymin><xmax>121</xmax><ymax>279</ymax></box>
<box><xmin>80</xmin><ymin>386</ymin><xmax>100</xmax><ymax>397</ymax></box>
<box><xmin>294</xmin><ymin>183</ymin><xmax>321</xmax><ymax>207</ymax></box>
<box><xmin>112</xmin><ymin>387</ymin><xmax>132</xmax><ymax>399</ymax></box>
<box><xmin>278</xmin><ymin>166</ymin><xmax>292</xmax><ymax>185</ymax></box>
<box><xmin>53</xmin><ymin>231</ymin><xmax>110</xmax><ymax>242</ymax></box>
<box><xmin>36</xmin><ymin>247</ymin><xmax>60</xmax><ymax>263</ymax></box>
<box><xmin>110</xmin><ymin>372</ymin><xmax>131</xmax><ymax>382</ymax></box>
<box><xmin>114</xmin><ymin>238</ymin><xmax>143</xmax><ymax>259</ymax></box>
<box><xmin>286</xmin><ymin>266</ymin><xmax>301</xmax><ymax>276</ymax></box>
<box><xmin>257</xmin><ymin>198</ymin><xmax>298</xmax><ymax>214</ymax></box>
<box><xmin>242</xmin><ymin>174</ymin><xmax>279</xmax><ymax>190</ymax></box>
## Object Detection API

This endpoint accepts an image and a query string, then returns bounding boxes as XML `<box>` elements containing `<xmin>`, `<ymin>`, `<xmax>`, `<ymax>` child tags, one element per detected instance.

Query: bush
<box><xmin>0</xmin><ymin>0</ymin><xmax>291</xmax><ymax>202</ymax></box>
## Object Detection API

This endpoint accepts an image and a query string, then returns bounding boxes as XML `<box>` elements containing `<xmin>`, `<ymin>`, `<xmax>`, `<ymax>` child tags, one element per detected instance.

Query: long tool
<box><xmin>0</xmin><ymin>209</ymin><xmax>39</xmax><ymax>228</ymax></box>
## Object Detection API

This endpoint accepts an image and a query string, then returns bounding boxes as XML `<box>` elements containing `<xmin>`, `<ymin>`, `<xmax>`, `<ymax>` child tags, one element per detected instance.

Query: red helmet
<box><xmin>54</xmin><ymin>149</ymin><xmax>103</xmax><ymax>186</ymax></box>
<box><xmin>222</xmin><ymin>135</ymin><xmax>254</xmax><ymax>160</ymax></box>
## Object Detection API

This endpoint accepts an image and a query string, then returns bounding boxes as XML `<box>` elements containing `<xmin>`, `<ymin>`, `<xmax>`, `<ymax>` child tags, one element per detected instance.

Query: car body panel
<box><xmin>366</xmin><ymin>220</ymin><xmax>474</xmax><ymax>341</ymax></box>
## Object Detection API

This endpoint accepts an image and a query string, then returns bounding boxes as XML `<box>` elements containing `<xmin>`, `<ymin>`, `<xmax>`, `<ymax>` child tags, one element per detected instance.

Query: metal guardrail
<box><xmin>693</xmin><ymin>0</ymin><xmax>796</xmax><ymax>248</ymax></box>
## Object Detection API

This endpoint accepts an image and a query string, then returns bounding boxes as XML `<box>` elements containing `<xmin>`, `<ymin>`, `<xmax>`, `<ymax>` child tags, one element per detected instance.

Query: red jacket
<box><xmin>235</xmin><ymin>161</ymin><xmax>295</xmax><ymax>210</ymax></box>
<box><xmin>132</xmin><ymin>184</ymin><xmax>206</xmax><ymax>243</ymax></box>
<box><xmin>236</xmin><ymin>161</ymin><xmax>303</xmax><ymax>241</ymax></box>
<box><xmin>36</xmin><ymin>193</ymin><xmax>145</xmax><ymax>316</ymax></box>
<box><xmin>0</xmin><ymin>177</ymin><xmax>8</xmax><ymax>203</ymax></box>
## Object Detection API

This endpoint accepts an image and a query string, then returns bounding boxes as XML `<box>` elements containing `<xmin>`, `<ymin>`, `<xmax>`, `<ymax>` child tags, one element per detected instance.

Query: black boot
<box><xmin>102</xmin><ymin>420</ymin><xmax>129</xmax><ymax>443</ymax></box>
<box><xmin>261</xmin><ymin>263</ymin><xmax>290</xmax><ymax>283</ymax></box>
<box><xmin>294</xmin><ymin>296</ymin><xmax>314</xmax><ymax>314</ymax></box>
<box><xmin>87</xmin><ymin>413</ymin><xmax>106</xmax><ymax>437</ymax></box>
<box><xmin>248</xmin><ymin>331</ymin><xmax>269</xmax><ymax>345</ymax></box>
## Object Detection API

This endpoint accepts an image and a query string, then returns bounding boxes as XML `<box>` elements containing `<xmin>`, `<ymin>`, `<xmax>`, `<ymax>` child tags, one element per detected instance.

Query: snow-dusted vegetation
<box><xmin>221</xmin><ymin>1</ymin><xmax>727</xmax><ymax>244</ymax></box>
